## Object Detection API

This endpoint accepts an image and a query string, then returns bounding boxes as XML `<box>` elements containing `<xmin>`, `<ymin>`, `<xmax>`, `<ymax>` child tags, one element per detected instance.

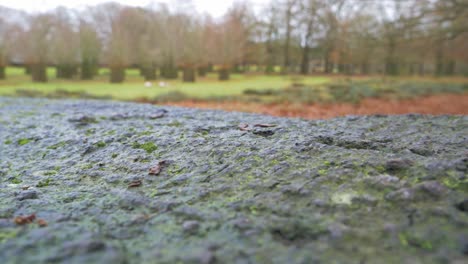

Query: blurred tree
<box><xmin>51</xmin><ymin>7</ymin><xmax>79</xmax><ymax>79</ymax></box>
<box><xmin>298</xmin><ymin>0</ymin><xmax>321</xmax><ymax>75</ymax></box>
<box><xmin>24</xmin><ymin>14</ymin><xmax>54</xmax><ymax>82</ymax></box>
<box><xmin>79</xmin><ymin>21</ymin><xmax>101</xmax><ymax>80</ymax></box>
<box><xmin>209</xmin><ymin>2</ymin><xmax>250</xmax><ymax>80</ymax></box>
<box><xmin>281</xmin><ymin>0</ymin><xmax>299</xmax><ymax>74</ymax></box>
<box><xmin>0</xmin><ymin>18</ymin><xmax>9</xmax><ymax>79</ymax></box>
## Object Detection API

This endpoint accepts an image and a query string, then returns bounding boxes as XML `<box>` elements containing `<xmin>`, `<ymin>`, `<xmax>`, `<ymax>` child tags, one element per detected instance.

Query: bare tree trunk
<box><xmin>110</xmin><ymin>66</ymin><xmax>125</xmax><ymax>83</ymax></box>
<box><xmin>0</xmin><ymin>65</ymin><xmax>5</xmax><ymax>79</ymax></box>
<box><xmin>142</xmin><ymin>66</ymin><xmax>157</xmax><ymax>81</ymax></box>
<box><xmin>218</xmin><ymin>67</ymin><xmax>230</xmax><ymax>81</ymax></box>
<box><xmin>385</xmin><ymin>37</ymin><xmax>398</xmax><ymax>76</ymax></box>
<box><xmin>283</xmin><ymin>8</ymin><xmax>292</xmax><ymax>75</ymax></box>
<box><xmin>81</xmin><ymin>59</ymin><xmax>97</xmax><ymax>80</ymax></box>
<box><xmin>300</xmin><ymin>19</ymin><xmax>314</xmax><ymax>75</ymax></box>
<box><xmin>418</xmin><ymin>63</ymin><xmax>425</xmax><ymax>76</ymax></box>
<box><xmin>25</xmin><ymin>65</ymin><xmax>31</xmax><ymax>75</ymax></box>
<box><xmin>197</xmin><ymin>66</ymin><xmax>207</xmax><ymax>77</ymax></box>
<box><xmin>56</xmin><ymin>64</ymin><xmax>77</xmax><ymax>79</ymax></box>
<box><xmin>31</xmin><ymin>63</ymin><xmax>47</xmax><ymax>83</ymax></box>
<box><xmin>324</xmin><ymin>50</ymin><xmax>334</xmax><ymax>74</ymax></box>
<box><xmin>206</xmin><ymin>63</ymin><xmax>214</xmax><ymax>73</ymax></box>
<box><xmin>161</xmin><ymin>63</ymin><xmax>178</xmax><ymax>79</ymax></box>
<box><xmin>183</xmin><ymin>67</ymin><xmax>196</xmax><ymax>82</ymax></box>
<box><xmin>361</xmin><ymin>63</ymin><xmax>369</xmax><ymax>75</ymax></box>
<box><xmin>265</xmin><ymin>17</ymin><xmax>275</xmax><ymax>75</ymax></box>
<box><xmin>445</xmin><ymin>60</ymin><xmax>455</xmax><ymax>76</ymax></box>
<box><xmin>435</xmin><ymin>44</ymin><xmax>444</xmax><ymax>76</ymax></box>
<box><xmin>300</xmin><ymin>45</ymin><xmax>310</xmax><ymax>75</ymax></box>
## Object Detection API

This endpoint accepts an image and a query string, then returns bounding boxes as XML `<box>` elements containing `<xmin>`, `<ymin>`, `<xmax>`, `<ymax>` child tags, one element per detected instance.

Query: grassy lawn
<box><xmin>1</xmin><ymin>67</ymin><xmax>466</xmax><ymax>104</ymax></box>
<box><xmin>0</xmin><ymin>67</ymin><xmax>330</xmax><ymax>100</ymax></box>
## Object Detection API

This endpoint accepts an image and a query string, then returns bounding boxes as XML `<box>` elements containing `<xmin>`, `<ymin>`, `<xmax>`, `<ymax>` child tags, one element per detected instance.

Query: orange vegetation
<box><xmin>162</xmin><ymin>94</ymin><xmax>468</xmax><ymax>119</ymax></box>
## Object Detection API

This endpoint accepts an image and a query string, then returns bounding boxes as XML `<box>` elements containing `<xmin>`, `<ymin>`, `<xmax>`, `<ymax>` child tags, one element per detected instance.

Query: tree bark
<box><xmin>183</xmin><ymin>67</ymin><xmax>196</xmax><ymax>82</ymax></box>
<box><xmin>81</xmin><ymin>59</ymin><xmax>97</xmax><ymax>80</ymax></box>
<box><xmin>435</xmin><ymin>44</ymin><xmax>444</xmax><ymax>76</ymax></box>
<box><xmin>444</xmin><ymin>60</ymin><xmax>455</xmax><ymax>76</ymax></box>
<box><xmin>142</xmin><ymin>66</ymin><xmax>157</xmax><ymax>81</ymax></box>
<box><xmin>324</xmin><ymin>51</ymin><xmax>334</xmax><ymax>74</ymax></box>
<box><xmin>300</xmin><ymin>19</ymin><xmax>314</xmax><ymax>75</ymax></box>
<box><xmin>31</xmin><ymin>64</ymin><xmax>47</xmax><ymax>83</ymax></box>
<box><xmin>160</xmin><ymin>63</ymin><xmax>178</xmax><ymax>79</ymax></box>
<box><xmin>282</xmin><ymin>1</ymin><xmax>294</xmax><ymax>75</ymax></box>
<box><xmin>385</xmin><ymin>37</ymin><xmax>398</xmax><ymax>76</ymax></box>
<box><xmin>218</xmin><ymin>68</ymin><xmax>230</xmax><ymax>81</ymax></box>
<box><xmin>56</xmin><ymin>64</ymin><xmax>77</xmax><ymax>79</ymax></box>
<box><xmin>300</xmin><ymin>45</ymin><xmax>310</xmax><ymax>75</ymax></box>
<box><xmin>0</xmin><ymin>65</ymin><xmax>5</xmax><ymax>79</ymax></box>
<box><xmin>110</xmin><ymin>66</ymin><xmax>125</xmax><ymax>83</ymax></box>
<box><xmin>197</xmin><ymin>66</ymin><xmax>207</xmax><ymax>77</ymax></box>
<box><xmin>360</xmin><ymin>63</ymin><xmax>369</xmax><ymax>75</ymax></box>
<box><xmin>418</xmin><ymin>63</ymin><xmax>425</xmax><ymax>76</ymax></box>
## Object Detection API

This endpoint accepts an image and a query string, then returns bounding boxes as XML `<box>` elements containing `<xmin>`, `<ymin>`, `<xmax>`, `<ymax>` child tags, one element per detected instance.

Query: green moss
<box><xmin>105</xmin><ymin>130</ymin><xmax>116</xmax><ymax>136</ymax></box>
<box><xmin>331</xmin><ymin>191</ymin><xmax>357</xmax><ymax>205</ymax></box>
<box><xmin>167</xmin><ymin>121</ymin><xmax>182</xmax><ymax>127</ymax></box>
<box><xmin>17</xmin><ymin>138</ymin><xmax>32</xmax><ymax>146</ymax></box>
<box><xmin>138</xmin><ymin>130</ymin><xmax>152</xmax><ymax>136</ymax></box>
<box><xmin>132</xmin><ymin>142</ymin><xmax>158</xmax><ymax>154</ymax></box>
<box><xmin>10</xmin><ymin>177</ymin><xmax>22</xmax><ymax>184</ymax></box>
<box><xmin>95</xmin><ymin>141</ymin><xmax>106</xmax><ymax>148</ymax></box>
<box><xmin>398</xmin><ymin>233</ymin><xmax>409</xmax><ymax>247</ymax></box>
<box><xmin>4</xmin><ymin>139</ymin><xmax>11</xmax><ymax>145</ymax></box>
<box><xmin>270</xmin><ymin>159</ymin><xmax>279</xmax><ymax>166</ymax></box>
<box><xmin>0</xmin><ymin>229</ymin><xmax>19</xmax><ymax>243</ymax></box>
<box><xmin>112</xmin><ymin>153</ymin><xmax>119</xmax><ymax>158</ymax></box>
<box><xmin>37</xmin><ymin>178</ymin><xmax>52</xmax><ymax>187</ymax></box>
<box><xmin>43</xmin><ymin>170</ymin><xmax>57</xmax><ymax>176</ymax></box>
<box><xmin>318</xmin><ymin>169</ymin><xmax>327</xmax><ymax>175</ymax></box>
<box><xmin>47</xmin><ymin>141</ymin><xmax>66</xmax><ymax>150</ymax></box>
<box><xmin>85</xmin><ymin>129</ymin><xmax>95</xmax><ymax>136</ymax></box>
<box><xmin>80</xmin><ymin>163</ymin><xmax>93</xmax><ymax>170</ymax></box>
<box><xmin>375</xmin><ymin>165</ymin><xmax>386</xmax><ymax>173</ymax></box>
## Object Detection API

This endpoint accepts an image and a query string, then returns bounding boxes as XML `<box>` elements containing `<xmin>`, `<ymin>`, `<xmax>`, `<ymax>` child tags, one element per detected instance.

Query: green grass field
<box><xmin>0</xmin><ymin>67</ymin><xmax>466</xmax><ymax>104</ymax></box>
<box><xmin>0</xmin><ymin>67</ymin><xmax>329</xmax><ymax>100</ymax></box>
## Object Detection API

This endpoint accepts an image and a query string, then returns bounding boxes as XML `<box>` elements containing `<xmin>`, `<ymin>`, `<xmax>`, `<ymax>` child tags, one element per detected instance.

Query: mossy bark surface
<box><xmin>0</xmin><ymin>97</ymin><xmax>467</xmax><ymax>263</ymax></box>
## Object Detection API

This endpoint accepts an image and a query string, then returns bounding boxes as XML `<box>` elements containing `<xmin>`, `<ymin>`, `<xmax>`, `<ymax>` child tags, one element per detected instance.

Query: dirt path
<box><xmin>163</xmin><ymin>94</ymin><xmax>468</xmax><ymax>119</ymax></box>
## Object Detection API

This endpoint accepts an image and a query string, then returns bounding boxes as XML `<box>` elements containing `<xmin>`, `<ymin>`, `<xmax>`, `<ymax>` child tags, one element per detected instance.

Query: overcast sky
<box><xmin>0</xmin><ymin>0</ymin><xmax>270</xmax><ymax>17</ymax></box>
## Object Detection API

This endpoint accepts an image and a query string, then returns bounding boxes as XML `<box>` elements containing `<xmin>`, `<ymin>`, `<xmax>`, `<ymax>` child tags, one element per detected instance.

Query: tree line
<box><xmin>0</xmin><ymin>0</ymin><xmax>467</xmax><ymax>83</ymax></box>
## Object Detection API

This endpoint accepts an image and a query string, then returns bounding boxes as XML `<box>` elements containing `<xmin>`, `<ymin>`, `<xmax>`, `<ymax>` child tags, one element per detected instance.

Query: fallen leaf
<box><xmin>254</xmin><ymin>123</ymin><xmax>277</xmax><ymax>128</ymax></box>
<box><xmin>37</xmin><ymin>219</ymin><xmax>48</xmax><ymax>227</ymax></box>
<box><xmin>149</xmin><ymin>160</ymin><xmax>166</xmax><ymax>175</ymax></box>
<box><xmin>22</xmin><ymin>186</ymin><xmax>30</xmax><ymax>190</ymax></box>
<box><xmin>128</xmin><ymin>180</ymin><xmax>142</xmax><ymax>188</ymax></box>
<box><xmin>14</xmin><ymin>213</ymin><xmax>36</xmax><ymax>225</ymax></box>
<box><xmin>239</xmin><ymin>124</ymin><xmax>251</xmax><ymax>131</ymax></box>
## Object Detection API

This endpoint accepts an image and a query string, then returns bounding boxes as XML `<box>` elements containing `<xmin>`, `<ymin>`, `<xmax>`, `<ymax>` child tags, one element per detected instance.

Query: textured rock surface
<box><xmin>0</xmin><ymin>97</ymin><xmax>467</xmax><ymax>263</ymax></box>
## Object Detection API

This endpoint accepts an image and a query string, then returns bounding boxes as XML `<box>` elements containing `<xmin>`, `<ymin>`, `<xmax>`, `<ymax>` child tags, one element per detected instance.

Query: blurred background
<box><xmin>0</xmin><ymin>0</ymin><xmax>467</xmax><ymax>119</ymax></box>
